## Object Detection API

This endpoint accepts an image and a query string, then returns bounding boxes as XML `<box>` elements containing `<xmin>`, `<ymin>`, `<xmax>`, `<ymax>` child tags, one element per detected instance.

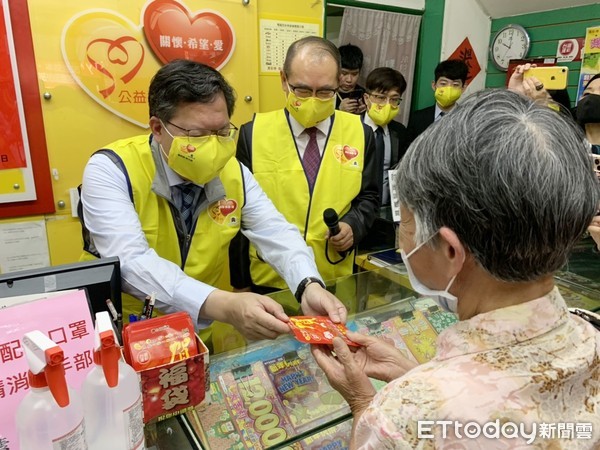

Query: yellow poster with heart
<box><xmin>58</xmin><ymin>1</ymin><xmax>241</xmax><ymax>128</ymax></box>
<box><xmin>24</xmin><ymin>0</ymin><xmax>260</xmax><ymax>221</ymax></box>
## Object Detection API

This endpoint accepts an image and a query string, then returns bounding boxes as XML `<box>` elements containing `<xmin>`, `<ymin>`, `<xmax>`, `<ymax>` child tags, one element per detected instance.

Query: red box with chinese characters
<box><xmin>122</xmin><ymin>312</ymin><xmax>209</xmax><ymax>423</ymax></box>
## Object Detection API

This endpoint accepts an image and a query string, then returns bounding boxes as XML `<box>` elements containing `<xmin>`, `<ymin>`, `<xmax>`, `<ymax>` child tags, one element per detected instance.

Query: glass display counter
<box><xmin>144</xmin><ymin>269</ymin><xmax>441</xmax><ymax>449</ymax></box>
<box><xmin>145</xmin><ymin>244</ymin><xmax>600</xmax><ymax>449</ymax></box>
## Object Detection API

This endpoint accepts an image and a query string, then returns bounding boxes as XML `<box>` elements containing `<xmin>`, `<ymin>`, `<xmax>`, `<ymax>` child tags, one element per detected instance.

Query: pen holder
<box><xmin>122</xmin><ymin>312</ymin><xmax>209</xmax><ymax>423</ymax></box>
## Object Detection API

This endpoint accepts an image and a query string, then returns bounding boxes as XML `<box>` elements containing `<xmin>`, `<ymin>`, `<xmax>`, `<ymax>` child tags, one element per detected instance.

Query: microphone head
<box><xmin>323</xmin><ymin>208</ymin><xmax>339</xmax><ymax>227</ymax></box>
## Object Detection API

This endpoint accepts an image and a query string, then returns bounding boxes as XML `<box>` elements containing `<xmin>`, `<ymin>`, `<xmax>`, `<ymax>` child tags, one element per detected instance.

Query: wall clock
<box><xmin>490</xmin><ymin>24</ymin><xmax>530</xmax><ymax>71</ymax></box>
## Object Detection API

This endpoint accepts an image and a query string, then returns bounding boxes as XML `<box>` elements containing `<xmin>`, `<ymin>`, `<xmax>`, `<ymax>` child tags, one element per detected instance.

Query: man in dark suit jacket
<box><xmin>407</xmin><ymin>59</ymin><xmax>469</xmax><ymax>144</ymax></box>
<box><xmin>361</xmin><ymin>67</ymin><xmax>410</xmax><ymax>205</ymax></box>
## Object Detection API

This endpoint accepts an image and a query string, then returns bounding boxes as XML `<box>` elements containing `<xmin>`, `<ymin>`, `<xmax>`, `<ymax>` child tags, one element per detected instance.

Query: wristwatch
<box><xmin>294</xmin><ymin>277</ymin><xmax>326</xmax><ymax>302</ymax></box>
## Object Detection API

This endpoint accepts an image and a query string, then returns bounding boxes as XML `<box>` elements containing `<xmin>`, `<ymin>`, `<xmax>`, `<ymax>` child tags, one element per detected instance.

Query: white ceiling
<box><xmin>475</xmin><ymin>0</ymin><xmax>599</xmax><ymax>18</ymax></box>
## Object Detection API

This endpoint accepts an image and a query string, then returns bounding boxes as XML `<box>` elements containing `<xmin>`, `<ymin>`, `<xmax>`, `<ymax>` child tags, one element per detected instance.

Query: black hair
<box><xmin>434</xmin><ymin>59</ymin><xmax>469</xmax><ymax>84</ymax></box>
<box><xmin>365</xmin><ymin>67</ymin><xmax>407</xmax><ymax>95</ymax></box>
<box><xmin>338</xmin><ymin>43</ymin><xmax>363</xmax><ymax>71</ymax></box>
<box><xmin>148</xmin><ymin>59</ymin><xmax>236</xmax><ymax>120</ymax></box>
<box><xmin>584</xmin><ymin>73</ymin><xmax>600</xmax><ymax>90</ymax></box>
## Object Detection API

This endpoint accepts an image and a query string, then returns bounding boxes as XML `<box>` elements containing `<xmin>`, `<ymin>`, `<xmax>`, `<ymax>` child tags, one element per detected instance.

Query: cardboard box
<box><xmin>123</xmin><ymin>313</ymin><xmax>209</xmax><ymax>423</ymax></box>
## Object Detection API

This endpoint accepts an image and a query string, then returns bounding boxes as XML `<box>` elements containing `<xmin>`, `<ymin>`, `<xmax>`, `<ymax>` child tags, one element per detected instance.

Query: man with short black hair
<box><xmin>407</xmin><ymin>59</ymin><xmax>469</xmax><ymax>142</ymax></box>
<box><xmin>362</xmin><ymin>67</ymin><xmax>410</xmax><ymax>205</ymax></box>
<box><xmin>336</xmin><ymin>43</ymin><xmax>366</xmax><ymax>114</ymax></box>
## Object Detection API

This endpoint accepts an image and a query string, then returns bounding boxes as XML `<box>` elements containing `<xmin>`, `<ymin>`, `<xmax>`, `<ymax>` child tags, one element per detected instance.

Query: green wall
<box><xmin>411</xmin><ymin>0</ymin><xmax>445</xmax><ymax>110</ymax></box>
<box><xmin>486</xmin><ymin>4</ymin><xmax>600</xmax><ymax>105</ymax></box>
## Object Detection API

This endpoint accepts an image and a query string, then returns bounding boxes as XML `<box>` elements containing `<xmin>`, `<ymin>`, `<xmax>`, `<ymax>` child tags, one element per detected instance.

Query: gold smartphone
<box><xmin>523</xmin><ymin>66</ymin><xmax>568</xmax><ymax>90</ymax></box>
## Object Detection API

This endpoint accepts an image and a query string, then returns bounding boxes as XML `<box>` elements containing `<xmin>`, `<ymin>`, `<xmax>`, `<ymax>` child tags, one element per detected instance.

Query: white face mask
<box><xmin>400</xmin><ymin>234</ymin><xmax>459</xmax><ymax>313</ymax></box>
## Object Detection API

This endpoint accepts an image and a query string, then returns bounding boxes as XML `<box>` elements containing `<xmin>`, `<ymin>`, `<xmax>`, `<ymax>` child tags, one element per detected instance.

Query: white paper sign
<box><xmin>0</xmin><ymin>220</ymin><xmax>50</xmax><ymax>273</ymax></box>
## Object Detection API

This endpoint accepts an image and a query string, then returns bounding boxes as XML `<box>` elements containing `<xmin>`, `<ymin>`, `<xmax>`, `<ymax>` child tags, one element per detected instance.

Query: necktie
<box><xmin>303</xmin><ymin>127</ymin><xmax>321</xmax><ymax>189</ymax></box>
<box><xmin>177</xmin><ymin>183</ymin><xmax>199</xmax><ymax>232</ymax></box>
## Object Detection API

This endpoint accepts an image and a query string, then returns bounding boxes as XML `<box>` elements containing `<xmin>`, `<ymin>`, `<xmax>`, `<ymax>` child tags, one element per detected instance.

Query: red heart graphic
<box><xmin>219</xmin><ymin>199</ymin><xmax>237</xmax><ymax>217</ymax></box>
<box><xmin>142</xmin><ymin>0</ymin><xmax>235</xmax><ymax>69</ymax></box>
<box><xmin>343</xmin><ymin>145</ymin><xmax>358</xmax><ymax>160</ymax></box>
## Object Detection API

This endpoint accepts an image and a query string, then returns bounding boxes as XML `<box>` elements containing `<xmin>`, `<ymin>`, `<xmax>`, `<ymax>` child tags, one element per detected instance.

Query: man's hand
<box><xmin>301</xmin><ymin>282</ymin><xmax>347</xmax><ymax>324</ymax></box>
<box><xmin>311</xmin><ymin>337</ymin><xmax>376</xmax><ymax>417</ymax></box>
<box><xmin>339</xmin><ymin>98</ymin><xmax>360</xmax><ymax>114</ymax></box>
<box><xmin>326</xmin><ymin>221</ymin><xmax>354</xmax><ymax>252</ymax></box>
<box><xmin>508</xmin><ymin>63</ymin><xmax>550</xmax><ymax>104</ymax></box>
<box><xmin>200</xmin><ymin>290</ymin><xmax>290</xmax><ymax>340</ymax></box>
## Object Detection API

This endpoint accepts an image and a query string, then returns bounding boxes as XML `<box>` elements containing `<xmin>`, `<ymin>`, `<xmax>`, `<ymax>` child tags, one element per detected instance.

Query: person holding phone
<box><xmin>336</xmin><ymin>43</ymin><xmax>367</xmax><ymax>115</ymax></box>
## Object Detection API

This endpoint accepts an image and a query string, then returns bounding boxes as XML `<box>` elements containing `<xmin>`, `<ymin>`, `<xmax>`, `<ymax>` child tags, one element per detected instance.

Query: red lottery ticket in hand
<box><xmin>288</xmin><ymin>316</ymin><xmax>360</xmax><ymax>346</ymax></box>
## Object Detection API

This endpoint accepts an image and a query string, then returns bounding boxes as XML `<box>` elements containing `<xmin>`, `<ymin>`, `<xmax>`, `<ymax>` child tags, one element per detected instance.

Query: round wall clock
<box><xmin>490</xmin><ymin>24</ymin><xmax>531</xmax><ymax>71</ymax></box>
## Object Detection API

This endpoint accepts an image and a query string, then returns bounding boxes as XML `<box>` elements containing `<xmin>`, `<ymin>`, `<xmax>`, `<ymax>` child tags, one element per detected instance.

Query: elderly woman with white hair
<box><xmin>312</xmin><ymin>89</ymin><xmax>600</xmax><ymax>449</ymax></box>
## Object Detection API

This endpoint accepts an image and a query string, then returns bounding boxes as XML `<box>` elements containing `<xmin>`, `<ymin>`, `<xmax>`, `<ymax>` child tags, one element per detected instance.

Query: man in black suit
<box><xmin>361</xmin><ymin>67</ymin><xmax>410</xmax><ymax>205</ymax></box>
<box><xmin>407</xmin><ymin>59</ymin><xmax>469</xmax><ymax>143</ymax></box>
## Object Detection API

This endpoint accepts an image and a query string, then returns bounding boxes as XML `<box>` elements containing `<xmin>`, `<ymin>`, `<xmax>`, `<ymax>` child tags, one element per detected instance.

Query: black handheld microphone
<box><xmin>323</xmin><ymin>208</ymin><xmax>346</xmax><ymax>257</ymax></box>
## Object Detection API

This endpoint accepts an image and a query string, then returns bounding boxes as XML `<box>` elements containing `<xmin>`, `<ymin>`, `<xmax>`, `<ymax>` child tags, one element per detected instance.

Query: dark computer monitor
<box><xmin>0</xmin><ymin>257</ymin><xmax>121</xmax><ymax>318</ymax></box>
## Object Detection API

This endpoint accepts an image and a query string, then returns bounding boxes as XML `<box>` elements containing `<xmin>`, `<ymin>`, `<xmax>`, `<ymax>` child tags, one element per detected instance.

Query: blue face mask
<box><xmin>400</xmin><ymin>234</ymin><xmax>459</xmax><ymax>313</ymax></box>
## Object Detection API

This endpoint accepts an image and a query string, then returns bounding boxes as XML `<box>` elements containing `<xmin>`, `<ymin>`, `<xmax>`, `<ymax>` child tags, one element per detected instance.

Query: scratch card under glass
<box><xmin>288</xmin><ymin>316</ymin><xmax>360</xmax><ymax>346</ymax></box>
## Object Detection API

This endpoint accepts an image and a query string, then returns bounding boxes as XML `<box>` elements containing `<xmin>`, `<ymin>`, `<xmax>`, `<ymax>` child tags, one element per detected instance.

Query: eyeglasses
<box><xmin>368</xmin><ymin>93</ymin><xmax>402</xmax><ymax>107</ymax></box>
<box><xmin>165</xmin><ymin>120</ymin><xmax>238</xmax><ymax>141</ymax></box>
<box><xmin>287</xmin><ymin>82</ymin><xmax>337</xmax><ymax>100</ymax></box>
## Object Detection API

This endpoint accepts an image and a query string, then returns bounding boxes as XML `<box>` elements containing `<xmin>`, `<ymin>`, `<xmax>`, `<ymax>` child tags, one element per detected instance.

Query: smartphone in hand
<box><xmin>524</xmin><ymin>66</ymin><xmax>568</xmax><ymax>90</ymax></box>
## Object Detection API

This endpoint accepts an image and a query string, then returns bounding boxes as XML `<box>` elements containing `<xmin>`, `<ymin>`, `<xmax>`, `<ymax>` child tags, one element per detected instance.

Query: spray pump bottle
<box><xmin>16</xmin><ymin>330</ymin><xmax>87</xmax><ymax>450</ymax></box>
<box><xmin>82</xmin><ymin>311</ymin><xmax>145</xmax><ymax>450</ymax></box>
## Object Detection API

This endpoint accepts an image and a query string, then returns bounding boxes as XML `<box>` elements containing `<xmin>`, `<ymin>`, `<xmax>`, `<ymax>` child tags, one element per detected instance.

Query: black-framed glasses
<box><xmin>368</xmin><ymin>93</ymin><xmax>402</xmax><ymax>107</ymax></box>
<box><xmin>287</xmin><ymin>82</ymin><xmax>337</xmax><ymax>100</ymax></box>
<box><xmin>165</xmin><ymin>120</ymin><xmax>238</xmax><ymax>141</ymax></box>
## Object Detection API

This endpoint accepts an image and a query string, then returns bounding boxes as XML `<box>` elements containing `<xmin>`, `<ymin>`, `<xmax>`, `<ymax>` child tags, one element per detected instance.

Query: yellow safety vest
<box><xmin>249</xmin><ymin>110</ymin><xmax>365</xmax><ymax>289</ymax></box>
<box><xmin>81</xmin><ymin>135</ymin><xmax>244</xmax><ymax>345</ymax></box>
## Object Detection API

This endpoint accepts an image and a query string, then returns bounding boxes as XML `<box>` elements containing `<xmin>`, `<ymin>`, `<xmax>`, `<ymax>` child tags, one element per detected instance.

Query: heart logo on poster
<box><xmin>61</xmin><ymin>3</ymin><xmax>236</xmax><ymax>128</ymax></box>
<box><xmin>142</xmin><ymin>0</ymin><xmax>236</xmax><ymax>69</ymax></box>
<box><xmin>62</xmin><ymin>10</ymin><xmax>159</xmax><ymax>128</ymax></box>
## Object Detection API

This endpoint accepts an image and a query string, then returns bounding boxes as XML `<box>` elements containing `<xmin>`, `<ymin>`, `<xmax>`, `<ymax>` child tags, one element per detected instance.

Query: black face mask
<box><xmin>577</xmin><ymin>93</ymin><xmax>600</xmax><ymax>124</ymax></box>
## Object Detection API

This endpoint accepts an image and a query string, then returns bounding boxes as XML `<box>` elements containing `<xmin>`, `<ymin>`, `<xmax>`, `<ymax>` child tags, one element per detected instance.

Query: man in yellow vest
<box><xmin>231</xmin><ymin>36</ymin><xmax>379</xmax><ymax>295</ymax></box>
<box><xmin>79</xmin><ymin>60</ymin><xmax>346</xmax><ymax>342</ymax></box>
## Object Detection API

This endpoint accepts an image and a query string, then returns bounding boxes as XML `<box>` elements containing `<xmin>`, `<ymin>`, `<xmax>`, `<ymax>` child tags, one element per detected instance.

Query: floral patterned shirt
<box><xmin>354</xmin><ymin>287</ymin><xmax>600</xmax><ymax>449</ymax></box>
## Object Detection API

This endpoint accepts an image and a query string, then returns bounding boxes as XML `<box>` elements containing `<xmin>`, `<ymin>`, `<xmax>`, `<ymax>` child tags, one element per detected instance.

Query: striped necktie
<box><xmin>303</xmin><ymin>127</ymin><xmax>321</xmax><ymax>190</ymax></box>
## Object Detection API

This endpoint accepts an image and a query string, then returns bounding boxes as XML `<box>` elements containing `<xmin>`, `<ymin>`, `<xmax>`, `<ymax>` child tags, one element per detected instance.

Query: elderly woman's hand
<box><xmin>311</xmin><ymin>332</ymin><xmax>418</xmax><ymax>415</ymax></box>
<box><xmin>311</xmin><ymin>337</ymin><xmax>376</xmax><ymax>416</ymax></box>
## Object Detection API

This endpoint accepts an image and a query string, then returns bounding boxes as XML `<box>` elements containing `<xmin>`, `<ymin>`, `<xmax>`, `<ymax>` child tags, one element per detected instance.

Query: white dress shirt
<box><xmin>287</xmin><ymin>114</ymin><xmax>331</xmax><ymax>158</ymax></box>
<box><xmin>363</xmin><ymin>114</ymin><xmax>391</xmax><ymax>204</ymax></box>
<box><xmin>81</xmin><ymin>137</ymin><xmax>321</xmax><ymax>328</ymax></box>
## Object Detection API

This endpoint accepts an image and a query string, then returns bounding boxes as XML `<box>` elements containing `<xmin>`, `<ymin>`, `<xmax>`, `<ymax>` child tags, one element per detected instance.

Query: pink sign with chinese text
<box><xmin>0</xmin><ymin>289</ymin><xmax>95</xmax><ymax>450</ymax></box>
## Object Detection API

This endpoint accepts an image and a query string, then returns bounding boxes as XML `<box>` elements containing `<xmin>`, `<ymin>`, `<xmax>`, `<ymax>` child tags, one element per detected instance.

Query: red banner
<box><xmin>0</xmin><ymin>3</ymin><xmax>27</xmax><ymax>170</ymax></box>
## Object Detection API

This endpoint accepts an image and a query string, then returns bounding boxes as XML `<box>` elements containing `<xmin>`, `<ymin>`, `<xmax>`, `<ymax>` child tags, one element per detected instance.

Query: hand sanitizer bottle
<box><xmin>82</xmin><ymin>311</ymin><xmax>145</xmax><ymax>450</ymax></box>
<box><xmin>16</xmin><ymin>330</ymin><xmax>87</xmax><ymax>449</ymax></box>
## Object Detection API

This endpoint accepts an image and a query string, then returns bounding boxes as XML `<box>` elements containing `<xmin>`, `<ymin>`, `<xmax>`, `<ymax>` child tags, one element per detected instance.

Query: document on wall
<box><xmin>259</xmin><ymin>17</ymin><xmax>320</xmax><ymax>74</ymax></box>
<box><xmin>0</xmin><ymin>220</ymin><xmax>50</xmax><ymax>274</ymax></box>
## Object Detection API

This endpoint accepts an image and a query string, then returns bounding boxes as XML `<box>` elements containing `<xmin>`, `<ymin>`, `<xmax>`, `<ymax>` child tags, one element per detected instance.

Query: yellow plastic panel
<box><xmin>0</xmin><ymin>169</ymin><xmax>24</xmax><ymax>194</ymax></box>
